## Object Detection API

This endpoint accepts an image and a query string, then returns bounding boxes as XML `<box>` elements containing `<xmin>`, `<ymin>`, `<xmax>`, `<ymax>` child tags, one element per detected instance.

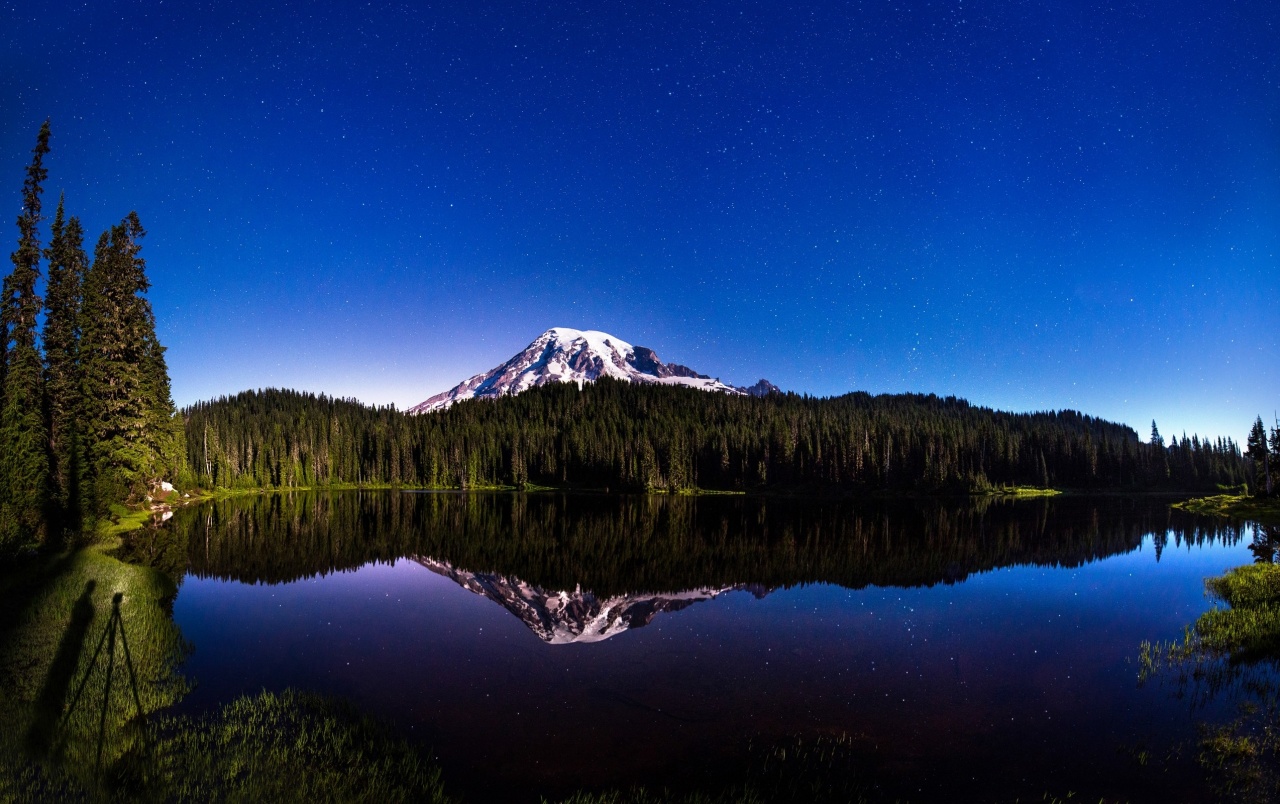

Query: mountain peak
<box><xmin>409</xmin><ymin>328</ymin><xmax>775</xmax><ymax>414</ymax></box>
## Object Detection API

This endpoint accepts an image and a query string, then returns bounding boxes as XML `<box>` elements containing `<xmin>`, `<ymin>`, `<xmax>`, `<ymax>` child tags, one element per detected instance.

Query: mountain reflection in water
<box><xmin>148</xmin><ymin>492</ymin><xmax>1254</xmax><ymax>802</ymax></box>
<box><xmin>170</xmin><ymin>491</ymin><xmax>1236</xmax><ymax>596</ymax></box>
<box><xmin>416</xmin><ymin>555</ymin><xmax>763</xmax><ymax>644</ymax></box>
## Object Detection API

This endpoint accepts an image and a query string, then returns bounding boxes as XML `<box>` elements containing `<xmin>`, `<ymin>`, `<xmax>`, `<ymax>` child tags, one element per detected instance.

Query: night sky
<box><xmin>3</xmin><ymin>0</ymin><xmax>1277</xmax><ymax>441</ymax></box>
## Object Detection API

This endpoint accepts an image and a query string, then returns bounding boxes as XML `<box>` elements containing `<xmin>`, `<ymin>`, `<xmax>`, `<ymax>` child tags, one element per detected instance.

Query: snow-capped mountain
<box><xmin>409</xmin><ymin>327</ymin><xmax>778</xmax><ymax>414</ymax></box>
<box><xmin>415</xmin><ymin>556</ymin><xmax>765</xmax><ymax>644</ymax></box>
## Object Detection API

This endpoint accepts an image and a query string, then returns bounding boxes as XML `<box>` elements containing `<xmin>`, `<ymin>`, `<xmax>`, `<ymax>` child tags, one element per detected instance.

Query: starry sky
<box><xmin>3</xmin><ymin>0</ymin><xmax>1277</xmax><ymax>441</ymax></box>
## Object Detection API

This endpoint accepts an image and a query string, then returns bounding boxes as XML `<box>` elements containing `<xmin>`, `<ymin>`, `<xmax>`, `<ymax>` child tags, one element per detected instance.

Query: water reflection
<box><xmin>418</xmin><ymin>556</ymin><xmax>763</xmax><ymax>643</ymax></box>
<box><xmin>167</xmin><ymin>491</ymin><xmax>1241</xmax><ymax>598</ymax></box>
<box><xmin>1248</xmin><ymin>522</ymin><xmax>1280</xmax><ymax>564</ymax></box>
<box><xmin>155</xmin><ymin>492</ymin><xmax>1254</xmax><ymax>801</ymax></box>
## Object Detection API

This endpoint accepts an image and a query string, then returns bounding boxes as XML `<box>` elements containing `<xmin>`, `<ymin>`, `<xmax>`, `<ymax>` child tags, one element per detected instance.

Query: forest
<box><xmin>0</xmin><ymin>120</ymin><xmax>1266</xmax><ymax>559</ymax></box>
<box><xmin>183</xmin><ymin>381</ymin><xmax>1248</xmax><ymax>495</ymax></box>
<box><xmin>0</xmin><ymin>122</ymin><xmax>184</xmax><ymax>553</ymax></box>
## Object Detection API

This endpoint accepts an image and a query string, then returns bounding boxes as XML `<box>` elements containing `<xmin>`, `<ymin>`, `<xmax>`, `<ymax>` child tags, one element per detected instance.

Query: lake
<box><xmin>125</xmin><ymin>492</ymin><xmax>1252</xmax><ymax>801</ymax></box>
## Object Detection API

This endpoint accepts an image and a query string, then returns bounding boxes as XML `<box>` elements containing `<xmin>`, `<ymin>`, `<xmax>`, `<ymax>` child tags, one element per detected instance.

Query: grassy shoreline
<box><xmin>1171</xmin><ymin>493</ymin><xmax>1280</xmax><ymax>524</ymax></box>
<box><xmin>1138</xmin><ymin>558</ymin><xmax>1280</xmax><ymax>800</ymax></box>
<box><xmin>170</xmin><ymin>482</ymin><xmax>1076</xmax><ymax>500</ymax></box>
<box><xmin>1140</xmin><ymin>492</ymin><xmax>1280</xmax><ymax>799</ymax></box>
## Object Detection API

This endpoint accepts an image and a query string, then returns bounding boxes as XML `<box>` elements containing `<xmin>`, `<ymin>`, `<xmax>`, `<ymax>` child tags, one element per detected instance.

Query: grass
<box><xmin>1139</xmin><ymin>564</ymin><xmax>1280</xmax><ymax>674</ymax></box>
<box><xmin>671</xmin><ymin>487</ymin><xmax>747</xmax><ymax>496</ymax></box>
<box><xmin>1139</xmin><ymin>560</ymin><xmax>1280</xmax><ymax>801</ymax></box>
<box><xmin>119</xmin><ymin>690</ymin><xmax>451</xmax><ymax>803</ymax></box>
<box><xmin>96</xmin><ymin>504</ymin><xmax>160</xmax><ymax>537</ymax></box>
<box><xmin>0</xmin><ymin>529</ymin><xmax>456</xmax><ymax>802</ymax></box>
<box><xmin>0</xmin><ymin>537</ymin><xmax>189</xmax><ymax>795</ymax></box>
<box><xmin>1172</xmin><ymin>495</ymin><xmax>1280</xmax><ymax>525</ymax></box>
<box><xmin>980</xmin><ymin>486</ymin><xmax>1061</xmax><ymax>498</ymax></box>
<box><xmin>518</xmin><ymin>482</ymin><xmax>560</xmax><ymax>492</ymax></box>
<box><xmin>1191</xmin><ymin>564</ymin><xmax>1280</xmax><ymax>662</ymax></box>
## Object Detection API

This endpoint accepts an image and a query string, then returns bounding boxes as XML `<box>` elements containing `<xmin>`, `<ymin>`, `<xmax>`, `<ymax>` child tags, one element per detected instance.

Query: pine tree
<box><xmin>81</xmin><ymin>222</ymin><xmax>145</xmax><ymax>510</ymax></box>
<box><xmin>1271</xmin><ymin>421</ymin><xmax>1280</xmax><ymax>492</ymax></box>
<box><xmin>80</xmin><ymin>212</ymin><xmax>183</xmax><ymax>513</ymax></box>
<box><xmin>1</xmin><ymin>121</ymin><xmax>52</xmax><ymax>546</ymax></box>
<box><xmin>1247</xmin><ymin>417</ymin><xmax>1271</xmax><ymax>497</ymax></box>
<box><xmin>138</xmin><ymin>269</ymin><xmax>185</xmax><ymax>485</ymax></box>
<box><xmin>43</xmin><ymin>195</ymin><xmax>89</xmax><ymax>523</ymax></box>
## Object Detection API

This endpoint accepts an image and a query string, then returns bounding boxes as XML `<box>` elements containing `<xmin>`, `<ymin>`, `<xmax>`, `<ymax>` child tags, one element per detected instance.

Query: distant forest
<box><xmin>182</xmin><ymin>381</ymin><xmax>1246</xmax><ymax>494</ymax></box>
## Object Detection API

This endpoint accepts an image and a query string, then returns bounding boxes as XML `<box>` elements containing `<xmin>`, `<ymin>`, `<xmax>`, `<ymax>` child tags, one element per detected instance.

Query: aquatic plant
<box><xmin>1139</xmin><ymin>552</ymin><xmax>1280</xmax><ymax>802</ymax></box>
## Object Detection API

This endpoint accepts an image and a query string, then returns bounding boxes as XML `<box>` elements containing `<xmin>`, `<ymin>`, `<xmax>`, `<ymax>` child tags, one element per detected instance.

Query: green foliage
<box><xmin>43</xmin><ymin>197</ymin><xmax>90</xmax><ymax>529</ymax></box>
<box><xmin>183</xmin><ymin>383</ymin><xmax>1247</xmax><ymax>496</ymax></box>
<box><xmin>80</xmin><ymin>215</ymin><xmax>158</xmax><ymax>510</ymax></box>
<box><xmin>0</xmin><ymin>122</ymin><xmax>184</xmax><ymax>545</ymax></box>
<box><xmin>1245</xmin><ymin>417</ymin><xmax>1274</xmax><ymax>497</ymax></box>
<box><xmin>120</xmin><ymin>690</ymin><xmax>452</xmax><ymax>803</ymax></box>
<box><xmin>1172</xmin><ymin>495</ymin><xmax>1280</xmax><ymax>526</ymax></box>
<box><xmin>1138</xmin><ymin>539</ymin><xmax>1280</xmax><ymax>802</ymax></box>
<box><xmin>1</xmin><ymin>120</ymin><xmax>53</xmax><ymax>548</ymax></box>
<box><xmin>0</xmin><ymin>340</ymin><xmax>51</xmax><ymax>538</ymax></box>
<box><xmin>0</xmin><ymin>542</ymin><xmax>189</xmax><ymax>795</ymax></box>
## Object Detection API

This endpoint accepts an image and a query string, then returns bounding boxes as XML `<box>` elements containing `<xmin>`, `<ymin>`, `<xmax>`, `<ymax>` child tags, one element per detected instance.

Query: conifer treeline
<box><xmin>182</xmin><ymin>382</ymin><xmax>1245</xmax><ymax>494</ymax></box>
<box><xmin>1244</xmin><ymin>415</ymin><xmax>1280</xmax><ymax>497</ymax></box>
<box><xmin>0</xmin><ymin>122</ymin><xmax>184</xmax><ymax>551</ymax></box>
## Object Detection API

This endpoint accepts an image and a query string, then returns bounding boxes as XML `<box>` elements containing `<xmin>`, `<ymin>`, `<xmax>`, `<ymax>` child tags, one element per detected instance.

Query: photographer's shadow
<box><xmin>27</xmin><ymin>586</ymin><xmax>148</xmax><ymax>772</ymax></box>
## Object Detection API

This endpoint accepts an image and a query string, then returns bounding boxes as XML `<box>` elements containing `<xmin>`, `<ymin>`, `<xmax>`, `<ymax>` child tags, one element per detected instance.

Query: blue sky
<box><xmin>3</xmin><ymin>0</ymin><xmax>1277</xmax><ymax>441</ymax></box>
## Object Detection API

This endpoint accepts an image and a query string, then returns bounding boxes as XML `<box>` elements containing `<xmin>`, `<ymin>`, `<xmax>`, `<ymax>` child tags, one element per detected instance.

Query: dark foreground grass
<box><xmin>1</xmin><ymin>690</ymin><xmax>454</xmax><ymax>803</ymax></box>
<box><xmin>119</xmin><ymin>690</ymin><xmax>451</xmax><ymax>803</ymax></box>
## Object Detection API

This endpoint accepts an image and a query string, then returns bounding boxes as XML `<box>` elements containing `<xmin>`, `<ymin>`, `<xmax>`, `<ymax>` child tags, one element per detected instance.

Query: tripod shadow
<box><xmin>32</xmin><ymin>590</ymin><xmax>149</xmax><ymax>773</ymax></box>
<box><xmin>26</xmin><ymin>579</ymin><xmax>96</xmax><ymax>757</ymax></box>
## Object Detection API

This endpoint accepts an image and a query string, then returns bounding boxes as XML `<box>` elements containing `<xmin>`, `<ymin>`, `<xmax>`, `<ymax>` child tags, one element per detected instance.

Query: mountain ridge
<box><xmin>410</xmin><ymin>327</ymin><xmax>777</xmax><ymax>414</ymax></box>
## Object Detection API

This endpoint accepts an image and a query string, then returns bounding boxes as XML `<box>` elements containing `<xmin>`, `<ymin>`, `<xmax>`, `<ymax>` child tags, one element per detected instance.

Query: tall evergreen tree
<box><xmin>1</xmin><ymin>121</ymin><xmax>52</xmax><ymax>545</ymax></box>
<box><xmin>43</xmin><ymin>195</ymin><xmax>89</xmax><ymax>523</ymax></box>
<box><xmin>1247</xmin><ymin>416</ymin><xmax>1271</xmax><ymax>496</ymax></box>
<box><xmin>1270</xmin><ymin>420</ymin><xmax>1280</xmax><ymax>495</ymax></box>
<box><xmin>81</xmin><ymin>222</ymin><xmax>145</xmax><ymax>509</ymax></box>
<box><xmin>80</xmin><ymin>212</ymin><xmax>183</xmax><ymax>513</ymax></box>
<box><xmin>134</xmin><ymin>217</ymin><xmax>185</xmax><ymax>484</ymax></box>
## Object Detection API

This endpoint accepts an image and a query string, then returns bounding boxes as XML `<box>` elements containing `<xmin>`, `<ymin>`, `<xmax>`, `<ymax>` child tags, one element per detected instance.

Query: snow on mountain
<box><xmin>409</xmin><ymin>327</ymin><xmax>776</xmax><ymax>414</ymax></box>
<box><xmin>414</xmin><ymin>556</ymin><xmax>764</xmax><ymax>644</ymax></box>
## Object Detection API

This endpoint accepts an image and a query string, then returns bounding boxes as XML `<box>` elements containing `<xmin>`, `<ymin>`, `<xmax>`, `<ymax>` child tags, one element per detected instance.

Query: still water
<box><xmin>139</xmin><ymin>492</ymin><xmax>1251</xmax><ymax>801</ymax></box>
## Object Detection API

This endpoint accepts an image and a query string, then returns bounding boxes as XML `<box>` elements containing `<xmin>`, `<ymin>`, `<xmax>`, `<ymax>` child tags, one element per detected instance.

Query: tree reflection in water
<box><xmin>165</xmin><ymin>491</ymin><xmax>1242</xmax><ymax>599</ymax></box>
